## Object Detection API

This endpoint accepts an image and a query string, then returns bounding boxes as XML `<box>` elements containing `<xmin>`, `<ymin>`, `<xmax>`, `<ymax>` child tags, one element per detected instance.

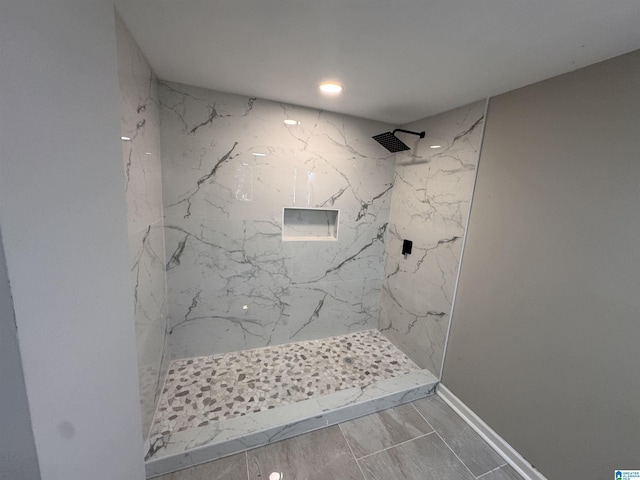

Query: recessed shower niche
<box><xmin>282</xmin><ymin>207</ymin><xmax>339</xmax><ymax>241</ymax></box>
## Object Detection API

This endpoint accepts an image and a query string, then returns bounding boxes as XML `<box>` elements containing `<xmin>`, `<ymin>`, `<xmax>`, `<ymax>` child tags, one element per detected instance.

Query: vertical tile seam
<box><xmin>432</xmin><ymin>430</ymin><xmax>480</xmax><ymax>479</ymax></box>
<box><xmin>338</xmin><ymin>423</ymin><xmax>368</xmax><ymax>479</ymax></box>
<box><xmin>410</xmin><ymin>400</ymin><xmax>481</xmax><ymax>478</ymax></box>
<box><xmin>438</xmin><ymin>96</ymin><xmax>491</xmax><ymax>380</ymax></box>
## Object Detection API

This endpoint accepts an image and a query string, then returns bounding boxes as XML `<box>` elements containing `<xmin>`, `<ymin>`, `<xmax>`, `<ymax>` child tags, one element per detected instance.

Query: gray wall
<box><xmin>0</xmin><ymin>229</ymin><xmax>40</xmax><ymax>479</ymax></box>
<box><xmin>0</xmin><ymin>2</ymin><xmax>145</xmax><ymax>479</ymax></box>
<box><xmin>443</xmin><ymin>49</ymin><xmax>640</xmax><ymax>478</ymax></box>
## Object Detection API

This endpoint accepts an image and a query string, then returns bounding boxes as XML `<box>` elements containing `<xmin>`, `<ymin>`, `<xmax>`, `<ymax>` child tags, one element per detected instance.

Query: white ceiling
<box><xmin>115</xmin><ymin>1</ymin><xmax>640</xmax><ymax>125</ymax></box>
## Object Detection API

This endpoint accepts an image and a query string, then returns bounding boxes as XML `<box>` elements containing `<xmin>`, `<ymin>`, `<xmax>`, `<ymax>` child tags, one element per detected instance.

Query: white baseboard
<box><xmin>437</xmin><ymin>384</ymin><xmax>547</xmax><ymax>480</ymax></box>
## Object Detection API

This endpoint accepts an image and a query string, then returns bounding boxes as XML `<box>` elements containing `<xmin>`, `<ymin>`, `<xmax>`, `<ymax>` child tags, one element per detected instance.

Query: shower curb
<box><xmin>145</xmin><ymin>370</ymin><xmax>437</xmax><ymax>478</ymax></box>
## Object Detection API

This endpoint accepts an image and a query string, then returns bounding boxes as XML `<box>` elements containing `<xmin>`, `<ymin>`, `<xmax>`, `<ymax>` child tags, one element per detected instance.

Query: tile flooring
<box><xmin>150</xmin><ymin>330</ymin><xmax>419</xmax><ymax>438</ymax></box>
<box><xmin>153</xmin><ymin>394</ymin><xmax>523</xmax><ymax>480</ymax></box>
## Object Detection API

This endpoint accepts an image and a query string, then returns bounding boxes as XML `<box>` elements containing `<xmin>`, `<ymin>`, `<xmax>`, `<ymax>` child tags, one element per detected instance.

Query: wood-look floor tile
<box><xmin>412</xmin><ymin>396</ymin><xmax>504</xmax><ymax>477</ymax></box>
<box><xmin>478</xmin><ymin>465</ymin><xmax>523</xmax><ymax>480</ymax></box>
<box><xmin>358</xmin><ymin>432</ymin><xmax>475</xmax><ymax>480</ymax></box>
<box><xmin>340</xmin><ymin>402</ymin><xmax>433</xmax><ymax>458</ymax></box>
<box><xmin>247</xmin><ymin>425</ymin><xmax>363</xmax><ymax>480</ymax></box>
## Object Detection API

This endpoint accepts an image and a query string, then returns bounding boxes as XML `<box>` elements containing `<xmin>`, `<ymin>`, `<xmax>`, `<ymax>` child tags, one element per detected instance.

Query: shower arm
<box><xmin>392</xmin><ymin>129</ymin><xmax>426</xmax><ymax>139</ymax></box>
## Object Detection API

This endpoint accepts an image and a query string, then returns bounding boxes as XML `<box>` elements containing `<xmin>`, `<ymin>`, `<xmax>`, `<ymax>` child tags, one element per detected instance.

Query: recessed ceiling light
<box><xmin>121</xmin><ymin>136</ymin><xmax>131</xmax><ymax>141</ymax></box>
<box><xmin>252</xmin><ymin>152</ymin><xmax>267</xmax><ymax>157</ymax></box>
<box><xmin>284</xmin><ymin>119</ymin><xmax>299</xmax><ymax>125</ymax></box>
<box><xmin>430</xmin><ymin>145</ymin><xmax>442</xmax><ymax>149</ymax></box>
<box><xmin>319</xmin><ymin>82</ymin><xmax>343</xmax><ymax>94</ymax></box>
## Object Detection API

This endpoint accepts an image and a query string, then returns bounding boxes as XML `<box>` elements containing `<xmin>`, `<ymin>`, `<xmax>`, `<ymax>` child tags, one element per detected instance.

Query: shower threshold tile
<box><xmin>145</xmin><ymin>370</ymin><xmax>438</xmax><ymax>477</ymax></box>
<box><xmin>153</xmin><ymin>452</ymin><xmax>246</xmax><ymax>480</ymax></box>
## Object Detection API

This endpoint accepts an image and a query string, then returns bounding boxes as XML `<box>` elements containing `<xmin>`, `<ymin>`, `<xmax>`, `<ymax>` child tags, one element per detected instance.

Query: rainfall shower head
<box><xmin>372</xmin><ymin>129</ymin><xmax>426</xmax><ymax>153</ymax></box>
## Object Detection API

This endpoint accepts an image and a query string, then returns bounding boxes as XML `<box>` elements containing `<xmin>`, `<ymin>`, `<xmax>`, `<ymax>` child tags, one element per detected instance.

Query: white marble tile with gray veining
<box><xmin>159</xmin><ymin>81</ymin><xmax>396</xmax><ymax>360</ymax></box>
<box><xmin>379</xmin><ymin>101</ymin><xmax>486</xmax><ymax>376</ymax></box>
<box><xmin>129</xmin><ymin>222</ymin><xmax>168</xmax><ymax>430</ymax></box>
<box><xmin>116</xmin><ymin>14</ymin><xmax>168</xmax><ymax>436</ymax></box>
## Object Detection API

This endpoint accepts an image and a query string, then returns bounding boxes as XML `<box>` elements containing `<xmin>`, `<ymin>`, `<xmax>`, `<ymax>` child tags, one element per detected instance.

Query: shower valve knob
<box><xmin>402</xmin><ymin>239</ymin><xmax>412</xmax><ymax>259</ymax></box>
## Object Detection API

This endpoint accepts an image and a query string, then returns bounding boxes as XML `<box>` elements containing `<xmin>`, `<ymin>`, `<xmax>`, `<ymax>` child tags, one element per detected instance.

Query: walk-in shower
<box><xmin>116</xmin><ymin>14</ymin><xmax>484</xmax><ymax>478</ymax></box>
<box><xmin>140</xmin><ymin>80</ymin><xmax>441</xmax><ymax>476</ymax></box>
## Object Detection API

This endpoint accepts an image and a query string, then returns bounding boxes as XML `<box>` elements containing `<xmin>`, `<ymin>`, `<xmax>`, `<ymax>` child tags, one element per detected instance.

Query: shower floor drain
<box><xmin>343</xmin><ymin>357</ymin><xmax>354</xmax><ymax>364</ymax></box>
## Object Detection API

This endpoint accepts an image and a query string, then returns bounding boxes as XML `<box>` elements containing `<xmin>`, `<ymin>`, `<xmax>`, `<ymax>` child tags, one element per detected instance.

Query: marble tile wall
<box><xmin>379</xmin><ymin>101</ymin><xmax>486</xmax><ymax>375</ymax></box>
<box><xmin>116</xmin><ymin>15</ymin><xmax>169</xmax><ymax>436</ymax></box>
<box><xmin>158</xmin><ymin>81</ymin><xmax>396</xmax><ymax>359</ymax></box>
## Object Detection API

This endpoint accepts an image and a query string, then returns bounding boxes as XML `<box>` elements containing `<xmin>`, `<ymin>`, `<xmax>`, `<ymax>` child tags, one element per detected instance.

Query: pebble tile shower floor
<box><xmin>150</xmin><ymin>330</ymin><xmax>420</xmax><ymax>438</ymax></box>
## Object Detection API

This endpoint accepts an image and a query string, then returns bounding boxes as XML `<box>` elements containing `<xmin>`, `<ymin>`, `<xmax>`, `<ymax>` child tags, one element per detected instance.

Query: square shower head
<box><xmin>372</xmin><ymin>132</ymin><xmax>411</xmax><ymax>152</ymax></box>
